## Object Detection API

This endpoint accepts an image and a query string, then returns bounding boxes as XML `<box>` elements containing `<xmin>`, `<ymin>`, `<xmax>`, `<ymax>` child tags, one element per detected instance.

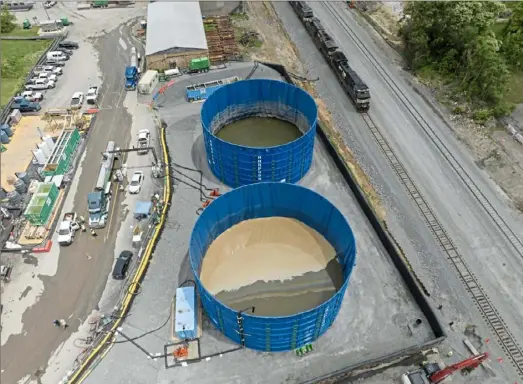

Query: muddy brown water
<box><xmin>200</xmin><ymin>217</ymin><xmax>344</xmax><ymax>316</ymax></box>
<box><xmin>216</xmin><ymin>116</ymin><xmax>302</xmax><ymax>147</ymax></box>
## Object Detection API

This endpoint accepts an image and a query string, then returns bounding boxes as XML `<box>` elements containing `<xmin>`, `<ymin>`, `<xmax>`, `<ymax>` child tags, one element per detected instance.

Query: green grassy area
<box><xmin>0</xmin><ymin>39</ymin><xmax>51</xmax><ymax>107</ymax></box>
<box><xmin>491</xmin><ymin>20</ymin><xmax>508</xmax><ymax>39</ymax></box>
<box><xmin>505</xmin><ymin>69</ymin><xmax>523</xmax><ymax>105</ymax></box>
<box><xmin>0</xmin><ymin>26</ymin><xmax>39</xmax><ymax>38</ymax></box>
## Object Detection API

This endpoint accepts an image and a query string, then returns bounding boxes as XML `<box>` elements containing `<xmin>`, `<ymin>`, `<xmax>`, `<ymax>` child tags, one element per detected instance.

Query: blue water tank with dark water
<box><xmin>201</xmin><ymin>79</ymin><xmax>318</xmax><ymax>187</ymax></box>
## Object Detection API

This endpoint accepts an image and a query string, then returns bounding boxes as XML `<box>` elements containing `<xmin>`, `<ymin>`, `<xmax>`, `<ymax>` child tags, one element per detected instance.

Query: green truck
<box><xmin>91</xmin><ymin>0</ymin><xmax>109</xmax><ymax>8</ymax></box>
<box><xmin>189</xmin><ymin>57</ymin><xmax>210</xmax><ymax>73</ymax></box>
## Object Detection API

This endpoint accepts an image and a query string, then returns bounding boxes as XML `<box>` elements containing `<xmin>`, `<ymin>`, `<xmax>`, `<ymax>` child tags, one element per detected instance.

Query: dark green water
<box><xmin>216</xmin><ymin>116</ymin><xmax>302</xmax><ymax>147</ymax></box>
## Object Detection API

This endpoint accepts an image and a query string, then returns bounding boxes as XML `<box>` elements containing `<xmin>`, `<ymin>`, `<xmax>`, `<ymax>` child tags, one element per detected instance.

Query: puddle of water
<box><xmin>216</xmin><ymin>117</ymin><xmax>302</xmax><ymax>147</ymax></box>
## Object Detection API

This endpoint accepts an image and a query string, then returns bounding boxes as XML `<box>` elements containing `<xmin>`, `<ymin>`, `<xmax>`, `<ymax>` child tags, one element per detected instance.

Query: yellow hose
<box><xmin>68</xmin><ymin>118</ymin><xmax>171</xmax><ymax>384</ymax></box>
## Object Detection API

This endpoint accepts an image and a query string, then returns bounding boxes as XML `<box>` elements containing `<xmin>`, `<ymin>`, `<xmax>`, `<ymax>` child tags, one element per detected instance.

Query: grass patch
<box><xmin>491</xmin><ymin>20</ymin><xmax>508</xmax><ymax>39</ymax></box>
<box><xmin>504</xmin><ymin>69</ymin><xmax>523</xmax><ymax>105</ymax></box>
<box><xmin>1</xmin><ymin>26</ymin><xmax>39</xmax><ymax>38</ymax></box>
<box><xmin>0</xmin><ymin>39</ymin><xmax>51</xmax><ymax>107</ymax></box>
<box><xmin>0</xmin><ymin>79</ymin><xmax>20</xmax><ymax>107</ymax></box>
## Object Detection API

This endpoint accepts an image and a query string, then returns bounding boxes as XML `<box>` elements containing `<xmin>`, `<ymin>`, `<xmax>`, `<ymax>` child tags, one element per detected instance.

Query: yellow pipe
<box><xmin>68</xmin><ymin>119</ymin><xmax>171</xmax><ymax>384</ymax></box>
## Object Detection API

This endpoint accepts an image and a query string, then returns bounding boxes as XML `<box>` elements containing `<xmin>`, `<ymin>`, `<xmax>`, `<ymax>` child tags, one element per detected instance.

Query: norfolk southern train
<box><xmin>289</xmin><ymin>1</ymin><xmax>371</xmax><ymax>112</ymax></box>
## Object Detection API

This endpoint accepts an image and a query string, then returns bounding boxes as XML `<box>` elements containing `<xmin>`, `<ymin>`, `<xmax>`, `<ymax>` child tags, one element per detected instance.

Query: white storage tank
<box><xmin>33</xmin><ymin>149</ymin><xmax>46</xmax><ymax>165</ymax></box>
<box><xmin>38</xmin><ymin>142</ymin><xmax>51</xmax><ymax>157</ymax></box>
<box><xmin>138</xmin><ymin>70</ymin><xmax>159</xmax><ymax>95</ymax></box>
<box><xmin>10</xmin><ymin>109</ymin><xmax>22</xmax><ymax>124</ymax></box>
<box><xmin>164</xmin><ymin>68</ymin><xmax>180</xmax><ymax>77</ymax></box>
<box><xmin>43</xmin><ymin>136</ymin><xmax>55</xmax><ymax>151</ymax></box>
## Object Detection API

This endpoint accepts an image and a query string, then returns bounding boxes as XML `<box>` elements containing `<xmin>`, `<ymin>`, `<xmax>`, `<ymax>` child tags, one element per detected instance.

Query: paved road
<box><xmin>275</xmin><ymin>1</ymin><xmax>523</xmax><ymax>381</ymax></box>
<box><xmin>0</xmin><ymin>5</ymin><xmax>148</xmax><ymax>383</ymax></box>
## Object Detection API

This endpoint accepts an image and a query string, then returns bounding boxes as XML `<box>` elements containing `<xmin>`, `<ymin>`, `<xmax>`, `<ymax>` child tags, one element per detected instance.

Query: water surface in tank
<box><xmin>216</xmin><ymin>117</ymin><xmax>302</xmax><ymax>147</ymax></box>
<box><xmin>200</xmin><ymin>217</ymin><xmax>344</xmax><ymax>316</ymax></box>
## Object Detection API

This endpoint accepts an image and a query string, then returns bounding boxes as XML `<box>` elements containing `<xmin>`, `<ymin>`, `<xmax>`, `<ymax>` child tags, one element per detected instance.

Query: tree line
<box><xmin>401</xmin><ymin>1</ymin><xmax>523</xmax><ymax>115</ymax></box>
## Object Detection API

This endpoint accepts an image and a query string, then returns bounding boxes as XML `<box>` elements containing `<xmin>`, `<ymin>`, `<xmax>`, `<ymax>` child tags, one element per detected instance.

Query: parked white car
<box><xmin>38</xmin><ymin>72</ymin><xmax>58</xmax><ymax>82</ymax></box>
<box><xmin>70</xmin><ymin>92</ymin><xmax>84</xmax><ymax>109</ymax></box>
<box><xmin>128</xmin><ymin>171</ymin><xmax>144</xmax><ymax>194</ymax></box>
<box><xmin>26</xmin><ymin>79</ymin><xmax>55</xmax><ymax>90</ymax></box>
<box><xmin>42</xmin><ymin>66</ymin><xmax>62</xmax><ymax>75</ymax></box>
<box><xmin>44</xmin><ymin>1</ymin><xmax>57</xmax><ymax>8</ymax></box>
<box><xmin>20</xmin><ymin>91</ymin><xmax>44</xmax><ymax>102</ymax></box>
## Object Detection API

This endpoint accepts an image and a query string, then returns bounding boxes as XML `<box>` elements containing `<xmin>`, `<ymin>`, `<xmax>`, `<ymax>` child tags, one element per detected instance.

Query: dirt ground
<box><xmin>232</xmin><ymin>2</ymin><xmax>386</xmax><ymax>219</ymax></box>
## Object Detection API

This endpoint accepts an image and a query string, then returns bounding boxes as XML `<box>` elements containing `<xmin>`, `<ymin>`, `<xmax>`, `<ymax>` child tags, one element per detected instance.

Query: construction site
<box><xmin>3</xmin><ymin>2</ymin><xmax>523</xmax><ymax>384</ymax></box>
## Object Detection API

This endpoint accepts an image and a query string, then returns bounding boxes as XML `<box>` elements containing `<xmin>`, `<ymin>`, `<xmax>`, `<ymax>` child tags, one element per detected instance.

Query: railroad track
<box><xmin>322</xmin><ymin>2</ymin><xmax>523</xmax><ymax>378</ymax></box>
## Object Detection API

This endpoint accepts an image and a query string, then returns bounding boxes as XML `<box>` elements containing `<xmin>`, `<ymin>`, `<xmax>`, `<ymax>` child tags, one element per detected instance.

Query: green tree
<box><xmin>503</xmin><ymin>2</ymin><xmax>523</xmax><ymax>68</ymax></box>
<box><xmin>0</xmin><ymin>6</ymin><xmax>17</xmax><ymax>34</ymax></box>
<box><xmin>462</xmin><ymin>32</ymin><xmax>509</xmax><ymax>102</ymax></box>
<box><xmin>402</xmin><ymin>1</ymin><xmax>509</xmax><ymax>104</ymax></box>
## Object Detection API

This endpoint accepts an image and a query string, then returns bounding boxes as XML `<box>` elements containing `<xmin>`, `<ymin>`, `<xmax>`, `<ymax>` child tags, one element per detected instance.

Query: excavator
<box><xmin>401</xmin><ymin>352</ymin><xmax>488</xmax><ymax>384</ymax></box>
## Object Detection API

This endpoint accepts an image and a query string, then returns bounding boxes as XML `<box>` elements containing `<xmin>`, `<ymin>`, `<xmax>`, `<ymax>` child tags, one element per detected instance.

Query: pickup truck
<box><xmin>86</xmin><ymin>86</ymin><xmax>99</xmax><ymax>105</ymax></box>
<box><xmin>137</xmin><ymin>129</ymin><xmax>150</xmax><ymax>154</ymax></box>
<box><xmin>34</xmin><ymin>65</ymin><xmax>62</xmax><ymax>76</ymax></box>
<box><xmin>11</xmin><ymin>97</ymin><xmax>41</xmax><ymax>112</ymax></box>
<box><xmin>57</xmin><ymin>212</ymin><xmax>81</xmax><ymax>246</ymax></box>
<box><xmin>20</xmin><ymin>91</ymin><xmax>44</xmax><ymax>102</ymax></box>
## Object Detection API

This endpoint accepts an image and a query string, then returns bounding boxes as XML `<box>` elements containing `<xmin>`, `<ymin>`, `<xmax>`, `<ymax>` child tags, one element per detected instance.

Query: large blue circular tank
<box><xmin>201</xmin><ymin>79</ymin><xmax>317</xmax><ymax>187</ymax></box>
<box><xmin>189</xmin><ymin>182</ymin><xmax>356</xmax><ymax>352</ymax></box>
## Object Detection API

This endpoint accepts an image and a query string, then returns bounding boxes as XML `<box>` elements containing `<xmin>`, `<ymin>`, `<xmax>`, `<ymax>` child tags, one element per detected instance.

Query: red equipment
<box><xmin>429</xmin><ymin>353</ymin><xmax>488</xmax><ymax>383</ymax></box>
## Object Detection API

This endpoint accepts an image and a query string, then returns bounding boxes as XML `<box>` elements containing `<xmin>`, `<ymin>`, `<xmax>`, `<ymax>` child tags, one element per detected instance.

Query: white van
<box><xmin>47</xmin><ymin>51</ymin><xmax>69</xmax><ymax>61</ymax></box>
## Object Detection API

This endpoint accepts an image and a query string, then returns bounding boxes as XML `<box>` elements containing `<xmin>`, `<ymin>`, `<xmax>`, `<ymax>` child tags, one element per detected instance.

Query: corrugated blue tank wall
<box><xmin>201</xmin><ymin>79</ymin><xmax>317</xmax><ymax>187</ymax></box>
<box><xmin>189</xmin><ymin>182</ymin><xmax>356</xmax><ymax>352</ymax></box>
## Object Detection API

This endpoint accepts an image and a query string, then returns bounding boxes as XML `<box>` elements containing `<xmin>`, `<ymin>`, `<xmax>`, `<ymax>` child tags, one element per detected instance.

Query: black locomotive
<box><xmin>290</xmin><ymin>1</ymin><xmax>371</xmax><ymax>112</ymax></box>
<box><xmin>289</xmin><ymin>1</ymin><xmax>313</xmax><ymax>20</ymax></box>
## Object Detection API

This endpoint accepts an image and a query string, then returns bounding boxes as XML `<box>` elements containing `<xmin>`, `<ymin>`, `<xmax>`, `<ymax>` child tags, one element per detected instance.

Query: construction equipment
<box><xmin>88</xmin><ymin>141</ymin><xmax>116</xmax><ymax>229</ymax></box>
<box><xmin>429</xmin><ymin>353</ymin><xmax>488</xmax><ymax>383</ymax></box>
<box><xmin>401</xmin><ymin>352</ymin><xmax>489</xmax><ymax>384</ymax></box>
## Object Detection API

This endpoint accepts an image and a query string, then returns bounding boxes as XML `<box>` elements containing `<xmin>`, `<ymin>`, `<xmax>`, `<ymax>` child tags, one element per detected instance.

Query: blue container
<box><xmin>189</xmin><ymin>182</ymin><xmax>356</xmax><ymax>352</ymax></box>
<box><xmin>175</xmin><ymin>286</ymin><xmax>197</xmax><ymax>340</ymax></box>
<box><xmin>201</xmin><ymin>79</ymin><xmax>317</xmax><ymax>187</ymax></box>
<box><xmin>0</xmin><ymin>124</ymin><xmax>13</xmax><ymax>137</ymax></box>
<box><xmin>0</xmin><ymin>130</ymin><xmax>10</xmax><ymax>144</ymax></box>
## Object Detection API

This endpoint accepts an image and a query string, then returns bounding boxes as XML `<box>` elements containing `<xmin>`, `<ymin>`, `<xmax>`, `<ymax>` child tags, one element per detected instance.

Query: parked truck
<box><xmin>188</xmin><ymin>57</ymin><xmax>210</xmax><ymax>73</ymax></box>
<box><xmin>88</xmin><ymin>141</ymin><xmax>116</xmax><ymax>229</ymax></box>
<box><xmin>57</xmin><ymin>212</ymin><xmax>81</xmax><ymax>246</ymax></box>
<box><xmin>11</xmin><ymin>97</ymin><xmax>41</xmax><ymax>112</ymax></box>
<box><xmin>86</xmin><ymin>85</ymin><xmax>99</xmax><ymax>104</ymax></box>
<box><xmin>125</xmin><ymin>47</ymin><xmax>139</xmax><ymax>90</ymax></box>
<box><xmin>137</xmin><ymin>129</ymin><xmax>150</xmax><ymax>154</ymax></box>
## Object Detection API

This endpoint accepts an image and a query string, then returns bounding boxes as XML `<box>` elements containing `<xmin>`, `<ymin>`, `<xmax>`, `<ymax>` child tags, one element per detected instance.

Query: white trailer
<box><xmin>138</xmin><ymin>70</ymin><xmax>159</xmax><ymax>95</ymax></box>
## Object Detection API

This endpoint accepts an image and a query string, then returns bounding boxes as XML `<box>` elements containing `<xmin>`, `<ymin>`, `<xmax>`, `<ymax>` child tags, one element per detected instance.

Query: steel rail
<box><xmin>323</xmin><ymin>2</ymin><xmax>523</xmax><ymax>258</ymax></box>
<box><xmin>322</xmin><ymin>2</ymin><xmax>523</xmax><ymax>377</ymax></box>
